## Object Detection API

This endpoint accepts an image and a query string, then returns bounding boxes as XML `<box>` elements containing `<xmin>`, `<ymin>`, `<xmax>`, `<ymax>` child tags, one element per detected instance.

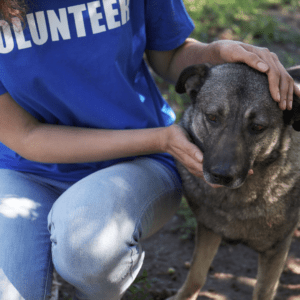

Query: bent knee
<box><xmin>51</xmin><ymin>209</ymin><xmax>143</xmax><ymax>288</ymax></box>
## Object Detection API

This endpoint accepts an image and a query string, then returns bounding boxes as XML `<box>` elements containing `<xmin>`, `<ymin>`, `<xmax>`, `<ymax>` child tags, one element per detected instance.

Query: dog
<box><xmin>167</xmin><ymin>63</ymin><xmax>300</xmax><ymax>300</ymax></box>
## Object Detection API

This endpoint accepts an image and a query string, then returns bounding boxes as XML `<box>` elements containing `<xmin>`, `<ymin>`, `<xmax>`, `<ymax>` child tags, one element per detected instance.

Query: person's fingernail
<box><xmin>277</xmin><ymin>92</ymin><xmax>281</xmax><ymax>102</ymax></box>
<box><xmin>195</xmin><ymin>152</ymin><xmax>203</xmax><ymax>162</ymax></box>
<box><xmin>257</xmin><ymin>62</ymin><xmax>268</xmax><ymax>72</ymax></box>
<box><xmin>289</xmin><ymin>100</ymin><xmax>293</xmax><ymax>110</ymax></box>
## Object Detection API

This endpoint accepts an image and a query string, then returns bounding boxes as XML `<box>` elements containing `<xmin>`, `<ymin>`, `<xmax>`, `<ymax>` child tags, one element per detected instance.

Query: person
<box><xmin>0</xmin><ymin>1</ymin><xmax>299</xmax><ymax>300</ymax></box>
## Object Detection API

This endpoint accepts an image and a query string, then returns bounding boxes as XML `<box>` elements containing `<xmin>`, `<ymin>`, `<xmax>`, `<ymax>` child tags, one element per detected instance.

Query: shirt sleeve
<box><xmin>145</xmin><ymin>0</ymin><xmax>195</xmax><ymax>51</ymax></box>
<box><xmin>0</xmin><ymin>80</ymin><xmax>7</xmax><ymax>95</ymax></box>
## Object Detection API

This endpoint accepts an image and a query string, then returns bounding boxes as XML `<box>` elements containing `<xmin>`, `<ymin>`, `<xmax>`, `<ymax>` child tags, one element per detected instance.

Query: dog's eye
<box><xmin>250</xmin><ymin>124</ymin><xmax>265</xmax><ymax>133</ymax></box>
<box><xmin>207</xmin><ymin>114</ymin><xmax>217</xmax><ymax>123</ymax></box>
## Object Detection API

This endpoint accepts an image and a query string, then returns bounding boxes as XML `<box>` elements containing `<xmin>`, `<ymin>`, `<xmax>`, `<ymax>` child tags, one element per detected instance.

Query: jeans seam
<box><xmin>43</xmin><ymin>246</ymin><xmax>53</xmax><ymax>300</ymax></box>
<box><xmin>128</xmin><ymin>187</ymin><xmax>168</xmax><ymax>278</ymax></box>
<box><xmin>128</xmin><ymin>160</ymin><xmax>182</xmax><ymax>277</ymax></box>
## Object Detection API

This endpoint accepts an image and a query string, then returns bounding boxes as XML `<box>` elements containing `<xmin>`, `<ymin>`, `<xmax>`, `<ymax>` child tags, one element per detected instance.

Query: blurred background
<box><xmin>156</xmin><ymin>0</ymin><xmax>300</xmax><ymax>121</ymax></box>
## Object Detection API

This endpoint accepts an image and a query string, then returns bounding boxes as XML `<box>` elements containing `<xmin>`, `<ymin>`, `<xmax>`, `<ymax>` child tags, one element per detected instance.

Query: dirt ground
<box><xmin>54</xmin><ymin>215</ymin><xmax>300</xmax><ymax>300</ymax></box>
<box><xmin>122</xmin><ymin>215</ymin><xmax>300</xmax><ymax>300</ymax></box>
<box><xmin>54</xmin><ymin>5</ymin><xmax>300</xmax><ymax>300</ymax></box>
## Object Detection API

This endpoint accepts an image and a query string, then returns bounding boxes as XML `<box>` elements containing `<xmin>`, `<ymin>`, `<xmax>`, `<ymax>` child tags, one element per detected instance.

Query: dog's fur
<box><xmin>168</xmin><ymin>63</ymin><xmax>300</xmax><ymax>300</ymax></box>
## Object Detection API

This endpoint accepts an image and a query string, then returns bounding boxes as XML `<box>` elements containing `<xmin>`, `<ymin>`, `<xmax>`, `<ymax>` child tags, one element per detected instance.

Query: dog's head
<box><xmin>176</xmin><ymin>63</ymin><xmax>300</xmax><ymax>189</ymax></box>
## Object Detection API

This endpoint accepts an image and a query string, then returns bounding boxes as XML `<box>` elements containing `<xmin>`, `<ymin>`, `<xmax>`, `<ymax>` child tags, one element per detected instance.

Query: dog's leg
<box><xmin>252</xmin><ymin>232</ymin><xmax>293</xmax><ymax>300</ymax></box>
<box><xmin>167</xmin><ymin>223</ymin><xmax>221</xmax><ymax>300</ymax></box>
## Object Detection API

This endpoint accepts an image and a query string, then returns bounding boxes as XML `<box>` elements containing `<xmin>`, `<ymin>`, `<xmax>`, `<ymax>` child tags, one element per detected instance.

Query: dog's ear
<box><xmin>175</xmin><ymin>64</ymin><xmax>210</xmax><ymax>103</ymax></box>
<box><xmin>283</xmin><ymin>66</ymin><xmax>300</xmax><ymax>131</ymax></box>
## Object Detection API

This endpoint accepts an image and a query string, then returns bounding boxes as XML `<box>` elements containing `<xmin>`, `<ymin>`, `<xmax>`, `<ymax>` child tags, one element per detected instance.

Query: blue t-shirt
<box><xmin>0</xmin><ymin>0</ymin><xmax>194</xmax><ymax>182</ymax></box>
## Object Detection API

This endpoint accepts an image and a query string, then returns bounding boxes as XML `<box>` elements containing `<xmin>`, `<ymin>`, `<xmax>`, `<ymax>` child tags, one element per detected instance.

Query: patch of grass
<box><xmin>282</xmin><ymin>53</ymin><xmax>298</xmax><ymax>68</ymax></box>
<box><xmin>126</xmin><ymin>270</ymin><xmax>153</xmax><ymax>300</ymax></box>
<box><xmin>183</xmin><ymin>0</ymin><xmax>300</xmax><ymax>45</ymax></box>
<box><xmin>175</xmin><ymin>197</ymin><xmax>197</xmax><ymax>240</ymax></box>
<box><xmin>163</xmin><ymin>85</ymin><xmax>190</xmax><ymax>122</ymax></box>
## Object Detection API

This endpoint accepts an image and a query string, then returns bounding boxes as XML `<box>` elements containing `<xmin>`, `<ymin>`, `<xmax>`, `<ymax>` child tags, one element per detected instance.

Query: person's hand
<box><xmin>160</xmin><ymin>124</ymin><xmax>254</xmax><ymax>188</ymax></box>
<box><xmin>214</xmin><ymin>40</ymin><xmax>300</xmax><ymax>110</ymax></box>
<box><xmin>161</xmin><ymin>124</ymin><xmax>222</xmax><ymax>188</ymax></box>
<box><xmin>161</xmin><ymin>125</ymin><xmax>229</xmax><ymax>188</ymax></box>
<box><xmin>161</xmin><ymin>124</ymin><xmax>204</xmax><ymax>177</ymax></box>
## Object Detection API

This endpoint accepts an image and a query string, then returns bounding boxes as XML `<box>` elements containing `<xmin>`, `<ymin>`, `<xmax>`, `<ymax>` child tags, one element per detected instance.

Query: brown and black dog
<box><xmin>168</xmin><ymin>63</ymin><xmax>300</xmax><ymax>300</ymax></box>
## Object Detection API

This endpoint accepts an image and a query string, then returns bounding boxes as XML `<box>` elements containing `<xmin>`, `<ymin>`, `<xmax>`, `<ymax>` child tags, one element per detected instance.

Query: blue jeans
<box><xmin>0</xmin><ymin>157</ymin><xmax>182</xmax><ymax>300</ymax></box>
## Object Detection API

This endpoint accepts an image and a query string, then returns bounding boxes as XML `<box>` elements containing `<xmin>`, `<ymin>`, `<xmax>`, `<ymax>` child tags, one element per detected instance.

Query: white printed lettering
<box><xmin>103</xmin><ymin>0</ymin><xmax>121</xmax><ymax>30</ymax></box>
<box><xmin>68</xmin><ymin>4</ymin><xmax>87</xmax><ymax>38</ymax></box>
<box><xmin>47</xmin><ymin>8</ymin><xmax>71</xmax><ymax>41</ymax></box>
<box><xmin>12</xmin><ymin>18</ymin><xmax>32</xmax><ymax>50</ymax></box>
<box><xmin>27</xmin><ymin>12</ymin><xmax>48</xmax><ymax>45</ymax></box>
<box><xmin>0</xmin><ymin>21</ymin><xmax>14</xmax><ymax>53</ymax></box>
<box><xmin>87</xmin><ymin>1</ymin><xmax>106</xmax><ymax>34</ymax></box>
<box><xmin>0</xmin><ymin>0</ymin><xmax>131</xmax><ymax>54</ymax></box>
<box><xmin>119</xmin><ymin>0</ymin><xmax>130</xmax><ymax>25</ymax></box>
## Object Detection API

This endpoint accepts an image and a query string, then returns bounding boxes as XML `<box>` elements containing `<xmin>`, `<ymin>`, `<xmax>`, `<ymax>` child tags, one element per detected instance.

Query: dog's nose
<box><xmin>210</xmin><ymin>171</ymin><xmax>234</xmax><ymax>185</ymax></box>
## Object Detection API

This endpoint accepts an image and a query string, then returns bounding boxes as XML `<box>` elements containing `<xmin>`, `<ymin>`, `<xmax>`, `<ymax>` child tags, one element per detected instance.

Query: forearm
<box><xmin>22</xmin><ymin>124</ymin><xmax>166</xmax><ymax>164</ymax></box>
<box><xmin>147</xmin><ymin>38</ymin><xmax>223</xmax><ymax>84</ymax></box>
<box><xmin>166</xmin><ymin>38</ymin><xmax>224</xmax><ymax>82</ymax></box>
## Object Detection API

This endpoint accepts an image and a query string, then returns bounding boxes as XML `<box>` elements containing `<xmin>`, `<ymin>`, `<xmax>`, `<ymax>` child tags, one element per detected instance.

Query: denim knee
<box><xmin>49</xmin><ymin>202</ymin><xmax>145</xmax><ymax>300</ymax></box>
<box><xmin>47</xmin><ymin>158</ymin><xmax>182</xmax><ymax>300</ymax></box>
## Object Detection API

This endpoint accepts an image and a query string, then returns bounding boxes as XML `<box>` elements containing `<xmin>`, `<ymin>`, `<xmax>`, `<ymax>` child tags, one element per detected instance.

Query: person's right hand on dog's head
<box><xmin>215</xmin><ymin>40</ymin><xmax>300</xmax><ymax>111</ymax></box>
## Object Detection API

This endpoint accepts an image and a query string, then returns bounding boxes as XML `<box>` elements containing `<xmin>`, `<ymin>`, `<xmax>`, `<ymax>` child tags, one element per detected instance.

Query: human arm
<box><xmin>146</xmin><ymin>38</ymin><xmax>300</xmax><ymax>111</ymax></box>
<box><xmin>0</xmin><ymin>92</ymin><xmax>203</xmax><ymax>176</ymax></box>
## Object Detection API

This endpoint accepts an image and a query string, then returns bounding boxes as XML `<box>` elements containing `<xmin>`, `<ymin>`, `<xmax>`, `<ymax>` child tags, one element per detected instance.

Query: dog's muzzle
<box><xmin>203</xmin><ymin>162</ymin><xmax>249</xmax><ymax>189</ymax></box>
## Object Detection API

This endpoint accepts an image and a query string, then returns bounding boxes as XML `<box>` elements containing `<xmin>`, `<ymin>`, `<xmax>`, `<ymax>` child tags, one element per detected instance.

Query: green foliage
<box><xmin>175</xmin><ymin>197</ymin><xmax>197</xmax><ymax>240</ymax></box>
<box><xmin>183</xmin><ymin>0</ymin><xmax>300</xmax><ymax>45</ymax></box>
<box><xmin>127</xmin><ymin>270</ymin><xmax>153</xmax><ymax>300</ymax></box>
<box><xmin>282</xmin><ymin>52</ymin><xmax>298</xmax><ymax>68</ymax></box>
<box><xmin>163</xmin><ymin>85</ymin><xmax>190</xmax><ymax>122</ymax></box>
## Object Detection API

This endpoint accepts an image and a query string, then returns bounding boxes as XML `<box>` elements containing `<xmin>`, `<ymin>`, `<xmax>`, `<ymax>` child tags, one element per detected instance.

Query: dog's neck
<box><xmin>253</xmin><ymin>149</ymin><xmax>281</xmax><ymax>168</ymax></box>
